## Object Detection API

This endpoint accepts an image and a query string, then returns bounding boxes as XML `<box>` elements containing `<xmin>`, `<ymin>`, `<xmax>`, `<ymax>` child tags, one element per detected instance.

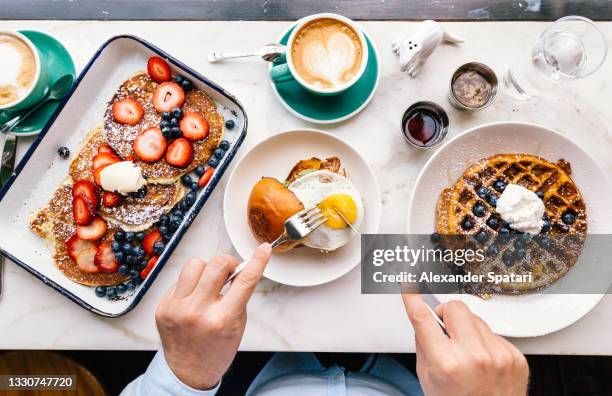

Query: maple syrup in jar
<box><xmin>401</xmin><ymin>101</ymin><xmax>449</xmax><ymax>148</ymax></box>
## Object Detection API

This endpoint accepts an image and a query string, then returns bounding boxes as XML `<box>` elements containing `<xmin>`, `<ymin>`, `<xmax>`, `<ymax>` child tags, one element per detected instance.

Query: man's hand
<box><xmin>155</xmin><ymin>243</ymin><xmax>272</xmax><ymax>390</ymax></box>
<box><xmin>402</xmin><ymin>294</ymin><xmax>529</xmax><ymax>396</ymax></box>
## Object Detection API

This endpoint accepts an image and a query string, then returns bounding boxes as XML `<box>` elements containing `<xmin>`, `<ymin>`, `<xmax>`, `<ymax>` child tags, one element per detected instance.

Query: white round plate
<box><xmin>407</xmin><ymin>121</ymin><xmax>612</xmax><ymax>337</ymax></box>
<box><xmin>224</xmin><ymin>129</ymin><xmax>381</xmax><ymax>286</ymax></box>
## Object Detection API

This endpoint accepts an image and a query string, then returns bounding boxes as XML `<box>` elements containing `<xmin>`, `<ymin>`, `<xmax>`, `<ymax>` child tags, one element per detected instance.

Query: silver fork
<box><xmin>225</xmin><ymin>206</ymin><xmax>325</xmax><ymax>284</ymax></box>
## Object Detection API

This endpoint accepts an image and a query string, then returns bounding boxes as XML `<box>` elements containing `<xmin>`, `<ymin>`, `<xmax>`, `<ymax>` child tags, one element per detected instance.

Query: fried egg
<box><xmin>288</xmin><ymin>170</ymin><xmax>364</xmax><ymax>251</ymax></box>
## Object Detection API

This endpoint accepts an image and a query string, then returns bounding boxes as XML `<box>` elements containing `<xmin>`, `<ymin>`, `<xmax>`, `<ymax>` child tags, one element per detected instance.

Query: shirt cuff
<box><xmin>143</xmin><ymin>350</ymin><xmax>221</xmax><ymax>396</ymax></box>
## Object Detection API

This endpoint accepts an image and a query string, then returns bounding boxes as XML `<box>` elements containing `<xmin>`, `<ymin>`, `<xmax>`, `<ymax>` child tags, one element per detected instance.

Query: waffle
<box><xmin>102</xmin><ymin>72</ymin><xmax>224</xmax><ymax>184</ymax></box>
<box><xmin>436</xmin><ymin>153</ymin><xmax>587</xmax><ymax>295</ymax></box>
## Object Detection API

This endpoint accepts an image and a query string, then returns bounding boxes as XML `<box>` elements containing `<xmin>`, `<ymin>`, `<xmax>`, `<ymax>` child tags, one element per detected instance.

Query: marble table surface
<box><xmin>1</xmin><ymin>21</ymin><xmax>611</xmax><ymax>354</ymax></box>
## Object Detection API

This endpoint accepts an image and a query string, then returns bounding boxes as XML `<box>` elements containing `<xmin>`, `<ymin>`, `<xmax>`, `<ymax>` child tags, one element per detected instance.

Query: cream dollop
<box><xmin>99</xmin><ymin>161</ymin><xmax>146</xmax><ymax>195</ymax></box>
<box><xmin>495</xmin><ymin>183</ymin><xmax>544</xmax><ymax>234</ymax></box>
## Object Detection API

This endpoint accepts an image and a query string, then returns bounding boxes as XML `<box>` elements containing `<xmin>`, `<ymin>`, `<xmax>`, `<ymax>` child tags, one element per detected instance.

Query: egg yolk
<box><xmin>318</xmin><ymin>193</ymin><xmax>357</xmax><ymax>229</ymax></box>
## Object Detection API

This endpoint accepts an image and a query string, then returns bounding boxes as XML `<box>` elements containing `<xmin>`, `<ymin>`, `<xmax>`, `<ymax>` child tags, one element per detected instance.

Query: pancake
<box><xmin>436</xmin><ymin>153</ymin><xmax>587</xmax><ymax>295</ymax></box>
<box><xmin>103</xmin><ymin>72</ymin><xmax>224</xmax><ymax>184</ymax></box>
<box><xmin>29</xmin><ymin>185</ymin><xmax>128</xmax><ymax>287</ymax></box>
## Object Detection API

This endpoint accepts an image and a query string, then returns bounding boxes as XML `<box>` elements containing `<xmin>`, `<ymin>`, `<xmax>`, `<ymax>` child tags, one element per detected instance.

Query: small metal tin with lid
<box><xmin>401</xmin><ymin>101</ymin><xmax>449</xmax><ymax>149</ymax></box>
<box><xmin>448</xmin><ymin>62</ymin><xmax>498</xmax><ymax>110</ymax></box>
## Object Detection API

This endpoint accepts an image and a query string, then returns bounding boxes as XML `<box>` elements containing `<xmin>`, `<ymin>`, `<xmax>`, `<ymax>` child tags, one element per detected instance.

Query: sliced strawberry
<box><xmin>76</xmin><ymin>217</ymin><xmax>108</xmax><ymax>241</ymax></box>
<box><xmin>147</xmin><ymin>56</ymin><xmax>172</xmax><ymax>83</ymax></box>
<box><xmin>140</xmin><ymin>256</ymin><xmax>158</xmax><ymax>279</ymax></box>
<box><xmin>102</xmin><ymin>191</ymin><xmax>122</xmax><ymax>207</ymax></box>
<box><xmin>112</xmin><ymin>98</ymin><xmax>144</xmax><ymax>126</ymax></box>
<box><xmin>165</xmin><ymin>138</ymin><xmax>193</xmax><ymax>168</ymax></box>
<box><xmin>133</xmin><ymin>127</ymin><xmax>167</xmax><ymax>163</ymax></box>
<box><xmin>73</xmin><ymin>195</ymin><xmax>95</xmax><ymax>225</ymax></box>
<box><xmin>95</xmin><ymin>241</ymin><xmax>119</xmax><ymax>273</ymax></box>
<box><xmin>72</xmin><ymin>180</ymin><xmax>99</xmax><ymax>211</ymax></box>
<box><xmin>93</xmin><ymin>164</ymin><xmax>110</xmax><ymax>186</ymax></box>
<box><xmin>125</xmin><ymin>155</ymin><xmax>134</xmax><ymax>161</ymax></box>
<box><xmin>152</xmin><ymin>82</ymin><xmax>185</xmax><ymax>113</ymax></box>
<box><xmin>198</xmin><ymin>167</ymin><xmax>214</xmax><ymax>188</ymax></box>
<box><xmin>179</xmin><ymin>111</ymin><xmax>209</xmax><ymax>141</ymax></box>
<box><xmin>98</xmin><ymin>144</ymin><xmax>117</xmax><ymax>155</ymax></box>
<box><xmin>143</xmin><ymin>229</ymin><xmax>163</xmax><ymax>256</ymax></box>
<box><xmin>92</xmin><ymin>152</ymin><xmax>121</xmax><ymax>171</ymax></box>
<box><xmin>66</xmin><ymin>234</ymin><xmax>97</xmax><ymax>261</ymax></box>
<box><xmin>76</xmin><ymin>246</ymin><xmax>99</xmax><ymax>273</ymax></box>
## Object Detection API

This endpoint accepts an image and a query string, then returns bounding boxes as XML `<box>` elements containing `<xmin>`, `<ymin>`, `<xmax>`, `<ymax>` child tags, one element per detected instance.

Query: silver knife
<box><xmin>0</xmin><ymin>133</ymin><xmax>17</xmax><ymax>300</ymax></box>
<box><xmin>333</xmin><ymin>208</ymin><xmax>361</xmax><ymax>235</ymax></box>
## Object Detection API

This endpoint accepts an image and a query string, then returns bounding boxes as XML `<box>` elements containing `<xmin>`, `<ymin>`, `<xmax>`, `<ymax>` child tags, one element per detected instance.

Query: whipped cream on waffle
<box><xmin>496</xmin><ymin>183</ymin><xmax>544</xmax><ymax>234</ymax></box>
<box><xmin>99</xmin><ymin>161</ymin><xmax>146</xmax><ymax>194</ymax></box>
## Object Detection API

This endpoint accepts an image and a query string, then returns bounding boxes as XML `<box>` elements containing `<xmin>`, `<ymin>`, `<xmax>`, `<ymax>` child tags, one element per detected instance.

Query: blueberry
<box><xmin>214</xmin><ymin>148</ymin><xmax>225</xmax><ymax>159</ymax></box>
<box><xmin>111</xmin><ymin>241</ymin><xmax>121</xmax><ymax>251</ymax></box>
<box><xmin>185</xmin><ymin>191</ymin><xmax>196</xmax><ymax>206</ymax></box>
<box><xmin>475</xmin><ymin>230</ymin><xmax>489</xmax><ymax>243</ymax></box>
<box><xmin>541</xmin><ymin>217</ymin><xmax>552</xmax><ymax>233</ymax></box>
<box><xmin>133</xmin><ymin>247</ymin><xmax>145</xmax><ymax>259</ymax></box>
<box><xmin>461</xmin><ymin>217</ymin><xmax>473</xmax><ymax>231</ymax></box>
<box><xmin>57</xmin><ymin>146</ymin><xmax>70</xmax><ymax>158</ymax></box>
<box><xmin>126</xmin><ymin>280</ymin><xmax>136</xmax><ymax>291</ymax></box>
<box><xmin>195</xmin><ymin>165</ymin><xmax>205</xmax><ymax>176</ymax></box>
<box><xmin>561</xmin><ymin>211</ymin><xmax>576</xmax><ymax>225</ymax></box>
<box><xmin>515</xmin><ymin>248</ymin><xmax>527</xmax><ymax>259</ymax></box>
<box><xmin>536</xmin><ymin>235</ymin><xmax>552</xmax><ymax>249</ymax></box>
<box><xmin>136</xmin><ymin>260</ymin><xmax>147</xmax><ymax>271</ymax></box>
<box><xmin>499</xmin><ymin>227</ymin><xmax>510</xmax><ymax>235</ymax></box>
<box><xmin>175</xmin><ymin>75</ymin><xmax>184</xmax><ymax>84</ymax></box>
<box><xmin>118</xmin><ymin>265</ymin><xmax>129</xmax><ymax>275</ymax></box>
<box><xmin>477</xmin><ymin>187</ymin><xmax>490</xmax><ymax>199</ymax></box>
<box><xmin>122</xmin><ymin>243</ymin><xmax>133</xmax><ymax>254</ymax></box>
<box><xmin>493</xmin><ymin>180</ymin><xmax>507</xmax><ymax>193</ymax></box>
<box><xmin>486</xmin><ymin>216</ymin><xmax>500</xmax><ymax>230</ymax></box>
<box><xmin>117</xmin><ymin>283</ymin><xmax>127</xmax><ymax>294</ymax></box>
<box><xmin>171</xmin><ymin>126</ymin><xmax>181</xmax><ymax>138</ymax></box>
<box><xmin>170</xmin><ymin>117</ymin><xmax>179</xmax><ymax>127</ymax></box>
<box><xmin>127</xmin><ymin>255</ymin><xmax>137</xmax><ymax>265</ymax></box>
<box><xmin>487</xmin><ymin>195</ymin><xmax>498</xmax><ymax>207</ymax></box>
<box><xmin>208</xmin><ymin>157</ymin><xmax>219</xmax><ymax>168</ymax></box>
<box><xmin>224</xmin><ymin>119</ymin><xmax>235</xmax><ymax>129</ymax></box>
<box><xmin>486</xmin><ymin>244</ymin><xmax>499</xmax><ymax>256</ymax></box>
<box><xmin>169</xmin><ymin>215</ymin><xmax>181</xmax><ymax>228</ymax></box>
<box><xmin>161</xmin><ymin>111</ymin><xmax>172</xmax><ymax>121</ymax></box>
<box><xmin>95</xmin><ymin>286</ymin><xmax>107</xmax><ymax>297</ymax></box>
<box><xmin>472</xmin><ymin>203</ymin><xmax>486</xmax><ymax>217</ymax></box>
<box><xmin>158</xmin><ymin>214</ymin><xmax>169</xmax><ymax>226</ymax></box>
<box><xmin>219</xmin><ymin>140</ymin><xmax>231</xmax><ymax>150</ymax></box>
<box><xmin>160</xmin><ymin>120</ymin><xmax>170</xmax><ymax>129</ymax></box>
<box><xmin>114</xmin><ymin>251</ymin><xmax>125</xmax><ymax>263</ymax></box>
<box><xmin>106</xmin><ymin>286</ymin><xmax>117</xmax><ymax>299</ymax></box>
<box><xmin>114</xmin><ymin>231</ymin><xmax>126</xmax><ymax>242</ymax></box>
<box><xmin>430</xmin><ymin>232</ymin><xmax>442</xmax><ymax>243</ymax></box>
<box><xmin>181</xmin><ymin>175</ymin><xmax>192</xmax><ymax>187</ymax></box>
<box><xmin>135</xmin><ymin>232</ymin><xmax>145</xmax><ymax>242</ymax></box>
<box><xmin>162</xmin><ymin>127</ymin><xmax>172</xmax><ymax>138</ymax></box>
<box><xmin>502</xmin><ymin>250</ymin><xmax>515</xmax><ymax>266</ymax></box>
<box><xmin>181</xmin><ymin>78</ymin><xmax>193</xmax><ymax>91</ymax></box>
<box><xmin>513</xmin><ymin>237</ymin><xmax>527</xmax><ymax>250</ymax></box>
<box><xmin>153</xmin><ymin>241</ymin><xmax>165</xmax><ymax>255</ymax></box>
<box><xmin>536</xmin><ymin>191</ymin><xmax>544</xmax><ymax>200</ymax></box>
<box><xmin>125</xmin><ymin>232</ymin><xmax>135</xmax><ymax>242</ymax></box>
<box><xmin>135</xmin><ymin>186</ymin><xmax>147</xmax><ymax>199</ymax></box>
<box><xmin>172</xmin><ymin>108</ymin><xmax>183</xmax><ymax>119</ymax></box>
<box><xmin>190</xmin><ymin>181</ymin><xmax>199</xmax><ymax>191</ymax></box>
<box><xmin>159</xmin><ymin>225</ymin><xmax>169</xmax><ymax>237</ymax></box>
<box><xmin>130</xmin><ymin>269</ymin><xmax>140</xmax><ymax>279</ymax></box>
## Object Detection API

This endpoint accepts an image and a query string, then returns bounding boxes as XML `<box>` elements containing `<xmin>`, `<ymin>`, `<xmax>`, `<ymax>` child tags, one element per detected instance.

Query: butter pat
<box><xmin>496</xmin><ymin>184</ymin><xmax>544</xmax><ymax>234</ymax></box>
<box><xmin>99</xmin><ymin>161</ymin><xmax>146</xmax><ymax>195</ymax></box>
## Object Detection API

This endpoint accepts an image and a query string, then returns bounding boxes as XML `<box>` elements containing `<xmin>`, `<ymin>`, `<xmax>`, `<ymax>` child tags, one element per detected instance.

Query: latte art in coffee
<box><xmin>0</xmin><ymin>33</ymin><xmax>37</xmax><ymax>106</ymax></box>
<box><xmin>291</xmin><ymin>19</ymin><xmax>363</xmax><ymax>89</ymax></box>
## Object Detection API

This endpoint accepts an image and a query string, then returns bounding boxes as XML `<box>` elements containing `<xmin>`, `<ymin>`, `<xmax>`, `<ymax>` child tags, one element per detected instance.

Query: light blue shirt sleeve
<box><xmin>120</xmin><ymin>350</ymin><xmax>220</xmax><ymax>396</ymax></box>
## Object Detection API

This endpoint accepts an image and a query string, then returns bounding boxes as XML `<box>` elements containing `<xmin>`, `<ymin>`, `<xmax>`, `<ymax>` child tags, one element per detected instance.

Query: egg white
<box><xmin>288</xmin><ymin>170</ymin><xmax>364</xmax><ymax>251</ymax></box>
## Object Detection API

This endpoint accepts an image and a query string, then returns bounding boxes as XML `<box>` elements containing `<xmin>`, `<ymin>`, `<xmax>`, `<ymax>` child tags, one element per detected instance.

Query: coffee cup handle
<box><xmin>270</xmin><ymin>63</ymin><xmax>295</xmax><ymax>83</ymax></box>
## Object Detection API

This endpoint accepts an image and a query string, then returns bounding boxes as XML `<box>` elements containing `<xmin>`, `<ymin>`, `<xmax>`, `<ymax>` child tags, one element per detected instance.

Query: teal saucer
<box><xmin>0</xmin><ymin>30</ymin><xmax>76</xmax><ymax>136</ymax></box>
<box><xmin>270</xmin><ymin>25</ymin><xmax>380</xmax><ymax>124</ymax></box>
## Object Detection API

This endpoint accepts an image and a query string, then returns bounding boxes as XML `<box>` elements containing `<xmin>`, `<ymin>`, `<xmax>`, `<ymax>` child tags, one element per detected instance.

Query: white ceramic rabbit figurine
<box><xmin>392</xmin><ymin>20</ymin><xmax>464</xmax><ymax>77</ymax></box>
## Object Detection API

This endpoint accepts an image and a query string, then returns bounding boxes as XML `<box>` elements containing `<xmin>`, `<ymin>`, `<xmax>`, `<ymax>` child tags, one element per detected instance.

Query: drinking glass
<box><xmin>504</xmin><ymin>16</ymin><xmax>607</xmax><ymax>99</ymax></box>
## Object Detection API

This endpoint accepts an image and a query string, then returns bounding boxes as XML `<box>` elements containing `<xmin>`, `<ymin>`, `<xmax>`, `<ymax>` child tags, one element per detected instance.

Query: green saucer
<box><xmin>270</xmin><ymin>25</ymin><xmax>380</xmax><ymax>124</ymax></box>
<box><xmin>0</xmin><ymin>30</ymin><xmax>76</xmax><ymax>136</ymax></box>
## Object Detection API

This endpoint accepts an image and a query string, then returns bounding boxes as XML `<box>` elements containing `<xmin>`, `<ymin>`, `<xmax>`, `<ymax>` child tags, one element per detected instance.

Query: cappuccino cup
<box><xmin>0</xmin><ymin>30</ymin><xmax>49</xmax><ymax>112</ymax></box>
<box><xmin>270</xmin><ymin>13</ymin><xmax>368</xmax><ymax>96</ymax></box>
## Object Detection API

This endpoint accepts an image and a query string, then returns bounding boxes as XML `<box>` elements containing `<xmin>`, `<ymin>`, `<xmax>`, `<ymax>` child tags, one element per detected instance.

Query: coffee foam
<box><xmin>0</xmin><ymin>33</ymin><xmax>36</xmax><ymax>106</ymax></box>
<box><xmin>291</xmin><ymin>19</ymin><xmax>363</xmax><ymax>89</ymax></box>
